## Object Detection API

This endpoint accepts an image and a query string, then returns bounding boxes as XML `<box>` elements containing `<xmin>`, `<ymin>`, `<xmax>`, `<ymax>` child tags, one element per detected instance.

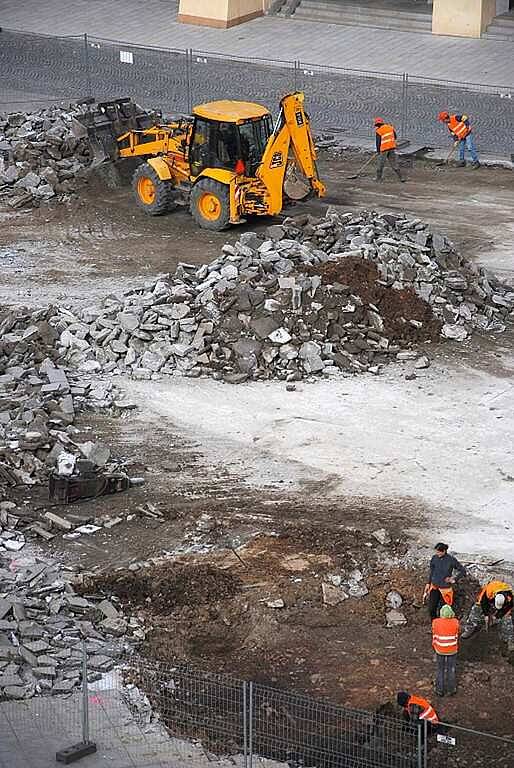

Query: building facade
<box><xmin>178</xmin><ymin>0</ymin><xmax>514</xmax><ymax>37</ymax></box>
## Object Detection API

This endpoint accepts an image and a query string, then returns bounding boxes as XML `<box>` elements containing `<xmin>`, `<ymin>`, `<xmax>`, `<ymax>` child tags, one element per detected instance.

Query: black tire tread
<box><xmin>132</xmin><ymin>163</ymin><xmax>174</xmax><ymax>216</ymax></box>
<box><xmin>190</xmin><ymin>177</ymin><xmax>231</xmax><ymax>231</ymax></box>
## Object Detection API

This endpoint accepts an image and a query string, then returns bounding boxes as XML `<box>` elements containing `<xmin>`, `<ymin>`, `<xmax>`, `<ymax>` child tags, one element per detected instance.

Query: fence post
<box><xmin>186</xmin><ymin>48</ymin><xmax>193</xmax><ymax>114</ymax></box>
<box><xmin>83</xmin><ymin>33</ymin><xmax>92</xmax><ymax>100</ymax></box>
<box><xmin>417</xmin><ymin>721</ymin><xmax>423</xmax><ymax>768</ymax></box>
<box><xmin>423</xmin><ymin>719</ymin><xmax>428</xmax><ymax>768</ymax></box>
<box><xmin>81</xmin><ymin>640</ymin><xmax>90</xmax><ymax>744</ymax></box>
<box><xmin>401</xmin><ymin>72</ymin><xmax>409</xmax><ymax>138</ymax></box>
<box><xmin>249</xmin><ymin>681</ymin><xmax>253</xmax><ymax>768</ymax></box>
<box><xmin>243</xmin><ymin>682</ymin><xmax>248</xmax><ymax>768</ymax></box>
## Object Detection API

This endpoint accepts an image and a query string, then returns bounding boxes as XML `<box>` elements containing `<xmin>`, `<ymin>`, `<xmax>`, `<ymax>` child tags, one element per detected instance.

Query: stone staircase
<box><xmin>483</xmin><ymin>11</ymin><xmax>514</xmax><ymax>40</ymax></box>
<box><xmin>277</xmin><ymin>0</ymin><xmax>433</xmax><ymax>34</ymax></box>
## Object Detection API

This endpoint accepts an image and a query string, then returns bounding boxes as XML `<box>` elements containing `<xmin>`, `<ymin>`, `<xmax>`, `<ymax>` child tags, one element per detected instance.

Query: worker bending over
<box><xmin>374</xmin><ymin>118</ymin><xmax>405</xmax><ymax>183</ymax></box>
<box><xmin>432</xmin><ymin>605</ymin><xmax>459</xmax><ymax>697</ymax></box>
<box><xmin>423</xmin><ymin>542</ymin><xmax>466</xmax><ymax>620</ymax></box>
<box><xmin>397</xmin><ymin>692</ymin><xmax>439</xmax><ymax>735</ymax></box>
<box><xmin>461</xmin><ymin>580</ymin><xmax>513</xmax><ymax>647</ymax></box>
<box><xmin>438</xmin><ymin>111</ymin><xmax>480</xmax><ymax>169</ymax></box>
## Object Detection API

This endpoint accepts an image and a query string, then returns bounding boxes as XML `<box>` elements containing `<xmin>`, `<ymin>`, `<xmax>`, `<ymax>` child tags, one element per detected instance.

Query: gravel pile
<box><xmin>0</xmin><ymin>305</ymin><xmax>131</xmax><ymax>490</ymax></box>
<box><xmin>0</xmin><ymin>106</ymin><xmax>89</xmax><ymax>208</ymax></box>
<box><xmin>0</xmin><ymin>552</ymin><xmax>143</xmax><ymax>700</ymax></box>
<box><xmin>50</xmin><ymin>209</ymin><xmax>513</xmax><ymax>382</ymax></box>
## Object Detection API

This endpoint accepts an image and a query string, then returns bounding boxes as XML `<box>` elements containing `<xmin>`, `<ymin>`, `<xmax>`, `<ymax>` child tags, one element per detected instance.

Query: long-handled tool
<box><xmin>436</xmin><ymin>144</ymin><xmax>457</xmax><ymax>167</ymax></box>
<box><xmin>347</xmin><ymin>153</ymin><xmax>376</xmax><ymax>180</ymax></box>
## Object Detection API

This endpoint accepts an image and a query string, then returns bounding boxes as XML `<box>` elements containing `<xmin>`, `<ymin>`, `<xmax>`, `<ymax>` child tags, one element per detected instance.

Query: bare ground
<box><xmin>2</xmin><ymin>152</ymin><xmax>514</xmax><ymax>758</ymax></box>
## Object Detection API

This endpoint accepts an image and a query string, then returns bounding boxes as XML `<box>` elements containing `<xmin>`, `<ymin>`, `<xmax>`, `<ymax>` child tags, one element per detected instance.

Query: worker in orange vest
<box><xmin>432</xmin><ymin>604</ymin><xmax>459</xmax><ymax>697</ymax></box>
<box><xmin>461</xmin><ymin>580</ymin><xmax>513</xmax><ymax>648</ymax></box>
<box><xmin>374</xmin><ymin>117</ymin><xmax>405</xmax><ymax>183</ymax></box>
<box><xmin>423</xmin><ymin>542</ymin><xmax>466</xmax><ymax>620</ymax></box>
<box><xmin>396</xmin><ymin>691</ymin><xmax>440</xmax><ymax>736</ymax></box>
<box><xmin>438</xmin><ymin>111</ymin><xmax>480</xmax><ymax>169</ymax></box>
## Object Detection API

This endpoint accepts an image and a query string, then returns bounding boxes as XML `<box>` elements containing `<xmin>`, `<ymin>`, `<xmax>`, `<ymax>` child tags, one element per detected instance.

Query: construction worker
<box><xmin>423</xmin><ymin>542</ymin><xmax>466</xmax><ymax>620</ymax></box>
<box><xmin>461</xmin><ymin>580</ymin><xmax>513</xmax><ymax>647</ymax></box>
<box><xmin>437</xmin><ymin>111</ymin><xmax>480</xmax><ymax>169</ymax></box>
<box><xmin>432</xmin><ymin>605</ymin><xmax>459</xmax><ymax>697</ymax></box>
<box><xmin>396</xmin><ymin>691</ymin><xmax>440</xmax><ymax>735</ymax></box>
<box><xmin>374</xmin><ymin>117</ymin><xmax>405</xmax><ymax>183</ymax></box>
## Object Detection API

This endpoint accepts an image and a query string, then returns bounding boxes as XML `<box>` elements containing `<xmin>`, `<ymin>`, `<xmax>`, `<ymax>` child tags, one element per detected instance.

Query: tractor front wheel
<box><xmin>132</xmin><ymin>163</ymin><xmax>175</xmax><ymax>215</ymax></box>
<box><xmin>190</xmin><ymin>178</ymin><xmax>231</xmax><ymax>231</ymax></box>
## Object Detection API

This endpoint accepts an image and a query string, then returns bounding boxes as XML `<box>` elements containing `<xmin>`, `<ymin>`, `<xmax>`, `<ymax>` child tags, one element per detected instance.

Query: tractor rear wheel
<box><xmin>132</xmin><ymin>163</ymin><xmax>174</xmax><ymax>215</ymax></box>
<box><xmin>190</xmin><ymin>178</ymin><xmax>231</xmax><ymax>231</ymax></box>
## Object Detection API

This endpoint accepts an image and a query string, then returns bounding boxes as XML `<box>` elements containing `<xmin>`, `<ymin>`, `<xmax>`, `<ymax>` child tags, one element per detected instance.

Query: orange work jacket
<box><xmin>432</xmin><ymin>617</ymin><xmax>459</xmax><ymax>655</ymax></box>
<box><xmin>448</xmin><ymin>115</ymin><xmax>470</xmax><ymax>140</ymax></box>
<box><xmin>376</xmin><ymin>123</ymin><xmax>397</xmax><ymax>152</ymax></box>
<box><xmin>406</xmin><ymin>696</ymin><xmax>439</xmax><ymax>723</ymax></box>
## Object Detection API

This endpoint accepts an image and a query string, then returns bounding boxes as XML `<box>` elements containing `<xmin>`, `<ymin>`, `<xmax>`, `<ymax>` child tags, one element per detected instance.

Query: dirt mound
<box><xmin>84</xmin><ymin>562</ymin><xmax>242</xmax><ymax>613</ymax></box>
<box><xmin>308</xmin><ymin>256</ymin><xmax>441</xmax><ymax>342</ymax></box>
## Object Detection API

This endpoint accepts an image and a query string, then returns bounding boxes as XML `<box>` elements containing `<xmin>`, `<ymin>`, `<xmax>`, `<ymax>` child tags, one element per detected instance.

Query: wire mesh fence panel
<box><xmin>190</xmin><ymin>52</ymin><xmax>297</xmax><ymax>117</ymax></box>
<box><xmin>0</xmin><ymin>29</ymin><xmax>88</xmax><ymax>108</ymax></box>
<box><xmin>86</xmin><ymin>37</ymin><xmax>190</xmax><ymax>116</ymax></box>
<box><xmin>428</xmin><ymin>722</ymin><xmax>514</xmax><ymax>768</ymax></box>
<box><xmin>404</xmin><ymin>77</ymin><xmax>514</xmax><ymax>155</ymax></box>
<box><xmin>297</xmin><ymin>63</ymin><xmax>406</xmax><ymax>136</ymax></box>
<box><xmin>251</xmin><ymin>683</ymin><xmax>420</xmax><ymax>768</ymax></box>
<box><xmin>0</xmin><ymin>693</ymin><xmax>84</xmax><ymax>768</ymax></box>
<box><xmin>117</xmin><ymin>659</ymin><xmax>248</xmax><ymax>763</ymax></box>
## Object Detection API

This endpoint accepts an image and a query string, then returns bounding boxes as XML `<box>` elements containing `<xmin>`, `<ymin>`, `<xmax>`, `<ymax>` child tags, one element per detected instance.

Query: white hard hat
<box><xmin>494</xmin><ymin>593</ymin><xmax>506</xmax><ymax>609</ymax></box>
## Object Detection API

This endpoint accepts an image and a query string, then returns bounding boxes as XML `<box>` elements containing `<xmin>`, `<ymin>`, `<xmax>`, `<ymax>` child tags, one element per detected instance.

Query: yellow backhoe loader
<box><xmin>73</xmin><ymin>92</ymin><xmax>326</xmax><ymax>231</ymax></box>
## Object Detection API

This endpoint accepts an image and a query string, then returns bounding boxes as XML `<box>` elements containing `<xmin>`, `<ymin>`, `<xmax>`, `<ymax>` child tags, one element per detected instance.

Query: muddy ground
<box><xmin>2</xmin><ymin>152</ymin><xmax>514</xmax><ymax>760</ymax></box>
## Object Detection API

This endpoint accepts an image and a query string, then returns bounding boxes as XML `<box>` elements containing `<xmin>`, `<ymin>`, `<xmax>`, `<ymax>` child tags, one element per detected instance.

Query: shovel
<box><xmin>347</xmin><ymin>153</ymin><xmax>376</xmax><ymax>180</ymax></box>
<box><xmin>436</xmin><ymin>144</ymin><xmax>457</xmax><ymax>167</ymax></box>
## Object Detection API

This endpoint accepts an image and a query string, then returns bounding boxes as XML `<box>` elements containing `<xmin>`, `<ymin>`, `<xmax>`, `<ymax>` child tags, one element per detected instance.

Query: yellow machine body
<box><xmin>79</xmin><ymin>92</ymin><xmax>325</xmax><ymax>230</ymax></box>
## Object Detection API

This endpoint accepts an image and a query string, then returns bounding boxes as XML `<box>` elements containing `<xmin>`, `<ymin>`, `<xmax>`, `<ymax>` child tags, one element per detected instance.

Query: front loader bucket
<box><xmin>72</xmin><ymin>97</ymin><xmax>160</xmax><ymax>167</ymax></box>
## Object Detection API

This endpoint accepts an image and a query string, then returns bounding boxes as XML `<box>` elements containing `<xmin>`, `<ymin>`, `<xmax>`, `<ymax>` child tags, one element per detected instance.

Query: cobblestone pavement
<box><xmin>0</xmin><ymin>684</ymin><xmax>243</xmax><ymax>768</ymax></box>
<box><xmin>1</xmin><ymin>29</ymin><xmax>513</xmax><ymax>154</ymax></box>
<box><xmin>0</xmin><ymin>0</ymin><xmax>513</xmax><ymax>87</ymax></box>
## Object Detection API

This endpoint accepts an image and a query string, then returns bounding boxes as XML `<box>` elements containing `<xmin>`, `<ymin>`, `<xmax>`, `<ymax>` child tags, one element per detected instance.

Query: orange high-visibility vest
<box><xmin>477</xmin><ymin>581</ymin><xmax>512</xmax><ymax>604</ymax></box>
<box><xmin>429</xmin><ymin>584</ymin><xmax>454</xmax><ymax>605</ymax></box>
<box><xmin>376</xmin><ymin>123</ymin><xmax>397</xmax><ymax>152</ymax></box>
<box><xmin>448</xmin><ymin>115</ymin><xmax>470</xmax><ymax>140</ymax></box>
<box><xmin>432</xmin><ymin>617</ymin><xmax>459</xmax><ymax>655</ymax></box>
<box><xmin>407</xmin><ymin>696</ymin><xmax>439</xmax><ymax>724</ymax></box>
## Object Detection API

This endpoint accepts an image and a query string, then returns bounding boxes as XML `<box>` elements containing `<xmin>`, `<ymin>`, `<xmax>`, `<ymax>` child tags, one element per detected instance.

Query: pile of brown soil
<box><xmin>308</xmin><ymin>256</ymin><xmax>442</xmax><ymax>343</ymax></box>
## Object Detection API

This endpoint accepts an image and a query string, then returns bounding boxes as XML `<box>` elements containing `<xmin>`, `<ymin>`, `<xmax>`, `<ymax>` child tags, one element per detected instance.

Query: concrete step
<box><xmin>484</xmin><ymin>13</ymin><xmax>514</xmax><ymax>40</ymax></box>
<box><xmin>292</xmin><ymin>1</ymin><xmax>432</xmax><ymax>32</ymax></box>
<box><xmin>296</xmin><ymin>0</ymin><xmax>431</xmax><ymax>22</ymax></box>
<box><xmin>483</xmin><ymin>30</ymin><xmax>514</xmax><ymax>40</ymax></box>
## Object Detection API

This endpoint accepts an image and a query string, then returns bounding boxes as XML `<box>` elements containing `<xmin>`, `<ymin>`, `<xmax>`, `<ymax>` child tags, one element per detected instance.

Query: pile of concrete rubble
<box><xmin>0</xmin><ymin>305</ymin><xmax>131</xmax><ymax>490</ymax></box>
<box><xmin>0</xmin><ymin>550</ymin><xmax>143</xmax><ymax>700</ymax></box>
<box><xmin>0</xmin><ymin>106</ymin><xmax>89</xmax><ymax>208</ymax></box>
<box><xmin>51</xmin><ymin>210</ymin><xmax>513</xmax><ymax>381</ymax></box>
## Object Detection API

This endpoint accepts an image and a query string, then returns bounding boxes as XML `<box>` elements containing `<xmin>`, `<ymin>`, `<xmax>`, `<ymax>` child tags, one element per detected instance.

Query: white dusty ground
<box><xmin>127</xmin><ymin>354</ymin><xmax>514</xmax><ymax>563</ymax></box>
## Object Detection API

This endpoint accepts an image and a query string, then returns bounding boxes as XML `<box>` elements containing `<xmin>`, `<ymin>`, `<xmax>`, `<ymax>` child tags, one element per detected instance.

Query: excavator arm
<box><xmin>256</xmin><ymin>92</ymin><xmax>326</xmax><ymax>215</ymax></box>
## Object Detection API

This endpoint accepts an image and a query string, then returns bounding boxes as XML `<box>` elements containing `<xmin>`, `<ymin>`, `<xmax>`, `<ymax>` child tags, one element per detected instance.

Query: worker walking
<box><xmin>438</xmin><ymin>111</ymin><xmax>480</xmax><ymax>169</ymax></box>
<box><xmin>432</xmin><ymin>605</ymin><xmax>459</xmax><ymax>697</ymax></box>
<box><xmin>374</xmin><ymin>118</ymin><xmax>405</xmax><ymax>183</ymax></box>
<box><xmin>461</xmin><ymin>580</ymin><xmax>514</xmax><ymax>648</ymax></box>
<box><xmin>423</xmin><ymin>542</ymin><xmax>466</xmax><ymax>620</ymax></box>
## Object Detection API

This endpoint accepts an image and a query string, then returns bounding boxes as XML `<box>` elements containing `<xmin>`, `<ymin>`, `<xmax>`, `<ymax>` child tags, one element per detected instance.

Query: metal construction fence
<box><xmin>1</xmin><ymin>652</ymin><xmax>513</xmax><ymax>768</ymax></box>
<box><xmin>1</xmin><ymin>28</ymin><xmax>513</xmax><ymax>154</ymax></box>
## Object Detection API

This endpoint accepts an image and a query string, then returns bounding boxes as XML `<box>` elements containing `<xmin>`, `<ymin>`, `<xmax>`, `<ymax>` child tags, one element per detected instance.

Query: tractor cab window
<box><xmin>189</xmin><ymin>119</ymin><xmax>240</xmax><ymax>177</ymax></box>
<box><xmin>238</xmin><ymin>115</ymin><xmax>273</xmax><ymax>175</ymax></box>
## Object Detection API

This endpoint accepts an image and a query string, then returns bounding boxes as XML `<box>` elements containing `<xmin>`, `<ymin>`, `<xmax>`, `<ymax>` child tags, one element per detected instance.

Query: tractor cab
<box><xmin>189</xmin><ymin>100</ymin><xmax>273</xmax><ymax>178</ymax></box>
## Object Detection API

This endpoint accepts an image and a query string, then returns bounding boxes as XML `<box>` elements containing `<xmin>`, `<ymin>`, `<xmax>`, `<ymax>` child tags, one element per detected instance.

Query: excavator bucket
<box><xmin>71</xmin><ymin>98</ymin><xmax>160</xmax><ymax>167</ymax></box>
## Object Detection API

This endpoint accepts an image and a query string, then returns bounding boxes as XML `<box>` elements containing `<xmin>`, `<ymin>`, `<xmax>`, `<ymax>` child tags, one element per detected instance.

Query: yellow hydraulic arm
<box><xmin>256</xmin><ymin>92</ymin><xmax>326</xmax><ymax>215</ymax></box>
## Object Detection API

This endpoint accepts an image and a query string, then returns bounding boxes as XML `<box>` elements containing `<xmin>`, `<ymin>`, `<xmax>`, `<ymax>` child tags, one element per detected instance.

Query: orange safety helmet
<box><xmin>374</xmin><ymin>117</ymin><xmax>385</xmax><ymax>126</ymax></box>
<box><xmin>438</xmin><ymin>111</ymin><xmax>450</xmax><ymax>122</ymax></box>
